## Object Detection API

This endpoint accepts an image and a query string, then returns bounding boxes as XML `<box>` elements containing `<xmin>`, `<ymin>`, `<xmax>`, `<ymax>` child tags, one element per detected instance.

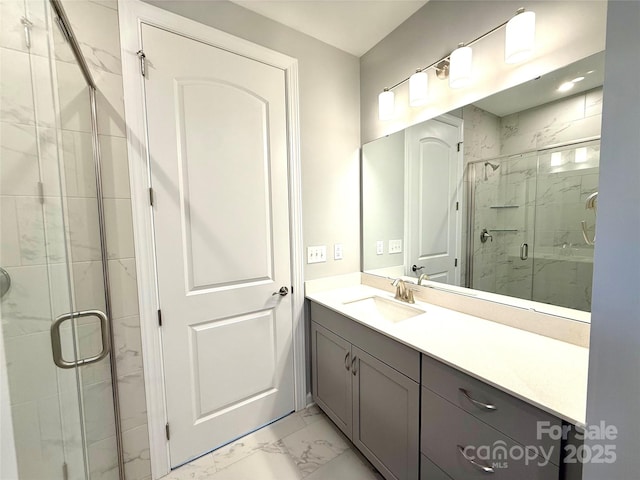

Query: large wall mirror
<box><xmin>362</xmin><ymin>51</ymin><xmax>604</xmax><ymax>319</ymax></box>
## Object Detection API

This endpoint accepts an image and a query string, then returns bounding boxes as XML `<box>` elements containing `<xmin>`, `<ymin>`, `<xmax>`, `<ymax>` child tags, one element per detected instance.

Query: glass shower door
<box><xmin>1</xmin><ymin>0</ymin><xmax>120</xmax><ymax>478</ymax></box>
<box><xmin>531</xmin><ymin>141</ymin><xmax>599</xmax><ymax>311</ymax></box>
<box><xmin>0</xmin><ymin>0</ymin><xmax>88</xmax><ymax>477</ymax></box>
<box><xmin>470</xmin><ymin>152</ymin><xmax>538</xmax><ymax>300</ymax></box>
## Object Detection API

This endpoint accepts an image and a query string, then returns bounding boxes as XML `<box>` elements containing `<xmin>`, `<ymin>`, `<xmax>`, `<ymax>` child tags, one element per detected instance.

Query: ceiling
<box><xmin>474</xmin><ymin>52</ymin><xmax>605</xmax><ymax>117</ymax></box>
<box><xmin>230</xmin><ymin>0</ymin><xmax>428</xmax><ymax>57</ymax></box>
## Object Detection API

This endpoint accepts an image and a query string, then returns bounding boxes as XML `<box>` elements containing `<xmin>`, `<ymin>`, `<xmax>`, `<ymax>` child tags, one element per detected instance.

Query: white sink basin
<box><xmin>342</xmin><ymin>295</ymin><xmax>425</xmax><ymax>323</ymax></box>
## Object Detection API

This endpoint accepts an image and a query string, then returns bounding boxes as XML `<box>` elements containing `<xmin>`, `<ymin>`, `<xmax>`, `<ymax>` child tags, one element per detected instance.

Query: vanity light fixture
<box><xmin>449</xmin><ymin>43</ymin><xmax>473</xmax><ymax>89</ymax></box>
<box><xmin>377</xmin><ymin>7</ymin><xmax>536</xmax><ymax>120</ymax></box>
<box><xmin>378</xmin><ymin>89</ymin><xmax>395</xmax><ymax>120</ymax></box>
<box><xmin>409</xmin><ymin>69</ymin><xmax>429</xmax><ymax>106</ymax></box>
<box><xmin>505</xmin><ymin>8</ymin><xmax>536</xmax><ymax>64</ymax></box>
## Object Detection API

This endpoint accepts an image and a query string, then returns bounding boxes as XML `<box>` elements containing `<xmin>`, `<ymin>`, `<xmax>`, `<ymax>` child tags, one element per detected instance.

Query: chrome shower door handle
<box><xmin>51</xmin><ymin>310</ymin><xmax>111</xmax><ymax>369</ymax></box>
<box><xmin>520</xmin><ymin>243</ymin><xmax>529</xmax><ymax>260</ymax></box>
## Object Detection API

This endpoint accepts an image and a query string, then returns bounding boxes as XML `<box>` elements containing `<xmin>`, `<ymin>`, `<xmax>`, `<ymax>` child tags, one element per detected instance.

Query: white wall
<box><xmin>144</xmin><ymin>0</ymin><xmax>362</xmax><ymax>281</ymax></box>
<box><xmin>361</xmin><ymin>1</ymin><xmax>607</xmax><ymax>143</ymax></box>
<box><xmin>584</xmin><ymin>1</ymin><xmax>640</xmax><ymax>478</ymax></box>
<box><xmin>362</xmin><ymin>130</ymin><xmax>405</xmax><ymax>273</ymax></box>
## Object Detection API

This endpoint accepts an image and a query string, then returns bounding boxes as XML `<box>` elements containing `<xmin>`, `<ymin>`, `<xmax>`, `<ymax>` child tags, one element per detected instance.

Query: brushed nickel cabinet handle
<box><xmin>351</xmin><ymin>356</ymin><xmax>357</xmax><ymax>376</ymax></box>
<box><xmin>457</xmin><ymin>445</ymin><xmax>495</xmax><ymax>473</ymax></box>
<box><xmin>459</xmin><ymin>388</ymin><xmax>497</xmax><ymax>411</ymax></box>
<box><xmin>345</xmin><ymin>352</ymin><xmax>350</xmax><ymax>371</ymax></box>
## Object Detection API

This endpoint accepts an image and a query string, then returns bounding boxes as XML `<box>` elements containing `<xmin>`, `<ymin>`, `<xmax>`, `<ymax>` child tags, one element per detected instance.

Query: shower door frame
<box><xmin>48</xmin><ymin>1</ymin><xmax>125</xmax><ymax>477</ymax></box>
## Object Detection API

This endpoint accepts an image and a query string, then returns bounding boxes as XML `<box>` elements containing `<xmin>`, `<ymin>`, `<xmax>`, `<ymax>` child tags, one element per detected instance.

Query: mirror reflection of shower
<box><xmin>483</xmin><ymin>161</ymin><xmax>500</xmax><ymax>180</ymax></box>
<box><xmin>470</xmin><ymin>140</ymin><xmax>600</xmax><ymax>312</ymax></box>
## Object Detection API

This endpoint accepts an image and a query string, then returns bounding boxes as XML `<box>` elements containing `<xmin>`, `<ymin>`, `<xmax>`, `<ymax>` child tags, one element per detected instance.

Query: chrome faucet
<box><xmin>417</xmin><ymin>273</ymin><xmax>430</xmax><ymax>285</ymax></box>
<box><xmin>391</xmin><ymin>278</ymin><xmax>415</xmax><ymax>304</ymax></box>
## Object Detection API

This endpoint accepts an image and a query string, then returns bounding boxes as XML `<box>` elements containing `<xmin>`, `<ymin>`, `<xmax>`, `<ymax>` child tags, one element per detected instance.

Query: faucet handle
<box><xmin>406</xmin><ymin>288</ymin><xmax>415</xmax><ymax>304</ymax></box>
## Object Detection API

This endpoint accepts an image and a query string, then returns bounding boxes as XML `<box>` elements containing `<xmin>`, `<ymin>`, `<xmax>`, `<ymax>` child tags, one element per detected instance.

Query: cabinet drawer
<box><xmin>310</xmin><ymin>302</ymin><xmax>420</xmax><ymax>381</ymax></box>
<box><xmin>421</xmin><ymin>387</ymin><xmax>559</xmax><ymax>480</ymax></box>
<box><xmin>421</xmin><ymin>355</ymin><xmax>560</xmax><ymax>466</ymax></box>
<box><xmin>421</xmin><ymin>454</ymin><xmax>452</xmax><ymax>480</ymax></box>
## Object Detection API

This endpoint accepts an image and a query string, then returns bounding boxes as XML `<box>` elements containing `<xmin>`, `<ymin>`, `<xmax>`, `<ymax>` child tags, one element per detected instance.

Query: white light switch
<box><xmin>389</xmin><ymin>239</ymin><xmax>402</xmax><ymax>254</ymax></box>
<box><xmin>376</xmin><ymin>241</ymin><xmax>384</xmax><ymax>255</ymax></box>
<box><xmin>307</xmin><ymin>245</ymin><xmax>327</xmax><ymax>264</ymax></box>
<box><xmin>334</xmin><ymin>244</ymin><xmax>343</xmax><ymax>260</ymax></box>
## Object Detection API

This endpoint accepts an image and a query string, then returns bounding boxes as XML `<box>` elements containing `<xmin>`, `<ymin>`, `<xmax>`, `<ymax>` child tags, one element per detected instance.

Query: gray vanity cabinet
<box><xmin>352</xmin><ymin>346</ymin><xmax>420</xmax><ymax>480</ymax></box>
<box><xmin>420</xmin><ymin>355</ymin><xmax>561</xmax><ymax>480</ymax></box>
<box><xmin>310</xmin><ymin>303</ymin><xmax>420</xmax><ymax>480</ymax></box>
<box><xmin>311</xmin><ymin>322</ymin><xmax>353</xmax><ymax>437</ymax></box>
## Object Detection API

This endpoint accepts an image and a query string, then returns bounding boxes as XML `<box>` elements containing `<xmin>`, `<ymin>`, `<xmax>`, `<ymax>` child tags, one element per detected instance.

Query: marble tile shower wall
<box><xmin>0</xmin><ymin>0</ymin><xmax>150</xmax><ymax>479</ymax></box>
<box><xmin>472</xmin><ymin>155</ymin><xmax>538</xmax><ymax>300</ymax></box>
<box><xmin>468</xmin><ymin>89</ymin><xmax>602</xmax><ymax>311</ymax></box>
<box><xmin>462</xmin><ymin>105</ymin><xmax>502</xmax><ymax>288</ymax></box>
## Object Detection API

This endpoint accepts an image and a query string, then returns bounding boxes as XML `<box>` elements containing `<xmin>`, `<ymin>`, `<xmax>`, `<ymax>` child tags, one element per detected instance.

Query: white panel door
<box><xmin>142</xmin><ymin>24</ymin><xmax>294</xmax><ymax>466</ymax></box>
<box><xmin>406</xmin><ymin>118</ymin><xmax>462</xmax><ymax>284</ymax></box>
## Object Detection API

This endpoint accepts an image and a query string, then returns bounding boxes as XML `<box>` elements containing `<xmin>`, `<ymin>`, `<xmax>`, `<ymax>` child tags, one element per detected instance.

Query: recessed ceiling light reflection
<box><xmin>558</xmin><ymin>81</ymin><xmax>575</xmax><ymax>92</ymax></box>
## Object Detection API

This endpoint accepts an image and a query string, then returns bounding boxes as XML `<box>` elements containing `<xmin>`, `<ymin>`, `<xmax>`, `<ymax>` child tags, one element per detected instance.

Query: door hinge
<box><xmin>20</xmin><ymin>17</ymin><xmax>33</xmax><ymax>50</ymax></box>
<box><xmin>165</xmin><ymin>423</ymin><xmax>170</xmax><ymax>441</ymax></box>
<box><xmin>456</xmin><ymin>201</ymin><xmax>459</xmax><ymax>211</ymax></box>
<box><xmin>62</xmin><ymin>462</ymin><xmax>68</xmax><ymax>480</ymax></box>
<box><xmin>37</xmin><ymin>181</ymin><xmax>44</xmax><ymax>204</ymax></box>
<box><xmin>291</xmin><ymin>285</ymin><xmax>294</xmax><ymax>295</ymax></box>
<box><xmin>157</xmin><ymin>309</ymin><xmax>162</xmax><ymax>327</ymax></box>
<box><xmin>149</xmin><ymin>187</ymin><xmax>154</xmax><ymax>206</ymax></box>
<box><xmin>136</xmin><ymin>50</ymin><xmax>146</xmax><ymax>77</ymax></box>
<box><xmin>454</xmin><ymin>258</ymin><xmax>458</xmax><ymax>267</ymax></box>
<box><xmin>457</xmin><ymin>142</ymin><xmax>463</xmax><ymax>152</ymax></box>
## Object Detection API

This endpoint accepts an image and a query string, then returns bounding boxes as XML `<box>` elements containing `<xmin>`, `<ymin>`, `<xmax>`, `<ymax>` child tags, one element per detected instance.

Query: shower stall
<box><xmin>467</xmin><ymin>139</ymin><xmax>599</xmax><ymax>312</ymax></box>
<box><xmin>1</xmin><ymin>0</ymin><xmax>123</xmax><ymax>478</ymax></box>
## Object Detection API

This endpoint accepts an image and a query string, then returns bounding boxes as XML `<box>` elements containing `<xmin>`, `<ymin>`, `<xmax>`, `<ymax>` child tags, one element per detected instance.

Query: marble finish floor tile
<box><xmin>305</xmin><ymin>449</ymin><xmax>384</xmax><ymax>480</ymax></box>
<box><xmin>166</xmin><ymin>406</ymin><xmax>381</xmax><ymax>480</ymax></box>
<box><xmin>279</xmin><ymin>416</ymin><xmax>350</xmax><ymax>476</ymax></box>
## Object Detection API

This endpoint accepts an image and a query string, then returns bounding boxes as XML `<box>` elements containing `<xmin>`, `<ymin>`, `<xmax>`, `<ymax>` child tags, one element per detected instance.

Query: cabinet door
<box><xmin>352</xmin><ymin>346</ymin><xmax>419</xmax><ymax>480</ymax></box>
<box><xmin>311</xmin><ymin>322</ymin><xmax>353</xmax><ymax>438</ymax></box>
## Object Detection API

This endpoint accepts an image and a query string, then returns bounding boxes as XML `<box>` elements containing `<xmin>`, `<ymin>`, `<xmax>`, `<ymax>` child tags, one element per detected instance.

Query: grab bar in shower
<box><xmin>51</xmin><ymin>310</ymin><xmax>111</xmax><ymax>369</ymax></box>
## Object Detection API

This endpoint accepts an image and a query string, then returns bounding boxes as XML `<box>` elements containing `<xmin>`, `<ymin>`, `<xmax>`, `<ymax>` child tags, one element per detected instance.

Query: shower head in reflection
<box><xmin>483</xmin><ymin>161</ymin><xmax>500</xmax><ymax>180</ymax></box>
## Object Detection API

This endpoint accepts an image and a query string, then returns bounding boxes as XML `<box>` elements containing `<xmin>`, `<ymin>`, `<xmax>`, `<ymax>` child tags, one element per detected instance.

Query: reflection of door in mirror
<box><xmin>406</xmin><ymin>117</ymin><xmax>462</xmax><ymax>285</ymax></box>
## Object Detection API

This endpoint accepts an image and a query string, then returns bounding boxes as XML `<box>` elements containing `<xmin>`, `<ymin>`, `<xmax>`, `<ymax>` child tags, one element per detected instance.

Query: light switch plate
<box><xmin>307</xmin><ymin>245</ymin><xmax>327</xmax><ymax>264</ymax></box>
<box><xmin>376</xmin><ymin>241</ymin><xmax>384</xmax><ymax>255</ymax></box>
<box><xmin>334</xmin><ymin>244</ymin><xmax>343</xmax><ymax>260</ymax></box>
<box><xmin>389</xmin><ymin>239</ymin><xmax>402</xmax><ymax>254</ymax></box>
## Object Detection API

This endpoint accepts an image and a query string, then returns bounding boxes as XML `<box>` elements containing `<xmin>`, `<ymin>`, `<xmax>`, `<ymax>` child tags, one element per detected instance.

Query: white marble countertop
<box><xmin>306</xmin><ymin>282</ymin><xmax>589</xmax><ymax>427</ymax></box>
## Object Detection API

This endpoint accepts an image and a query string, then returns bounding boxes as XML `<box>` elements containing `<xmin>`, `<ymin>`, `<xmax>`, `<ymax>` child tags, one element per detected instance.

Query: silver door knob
<box><xmin>272</xmin><ymin>286</ymin><xmax>289</xmax><ymax>296</ymax></box>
